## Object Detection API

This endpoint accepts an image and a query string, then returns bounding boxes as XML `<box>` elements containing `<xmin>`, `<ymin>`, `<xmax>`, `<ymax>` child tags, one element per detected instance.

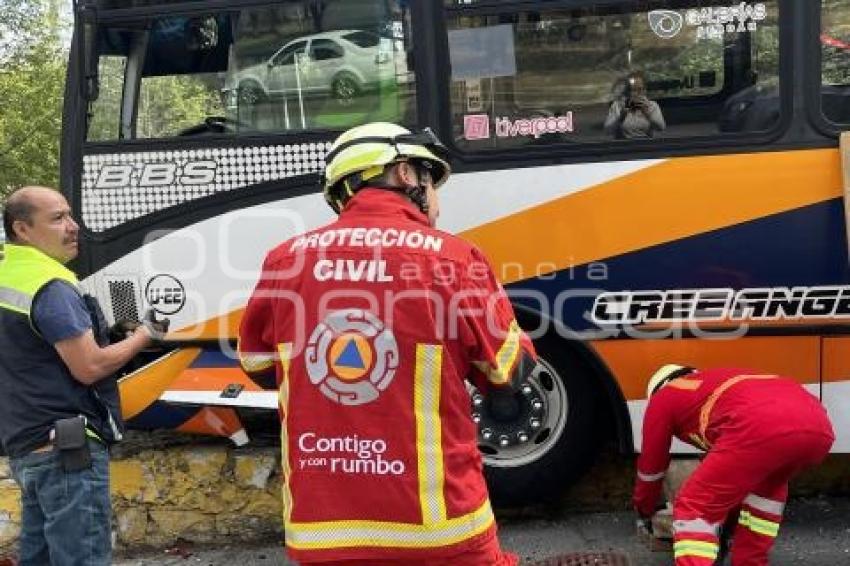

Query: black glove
<box><xmin>141</xmin><ymin>309</ymin><xmax>170</xmax><ymax>341</ymax></box>
<box><xmin>108</xmin><ymin>319</ymin><xmax>142</xmax><ymax>343</ymax></box>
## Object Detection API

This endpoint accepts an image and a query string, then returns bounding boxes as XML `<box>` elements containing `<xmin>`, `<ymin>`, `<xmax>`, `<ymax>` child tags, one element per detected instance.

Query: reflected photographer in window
<box><xmin>604</xmin><ymin>72</ymin><xmax>666</xmax><ymax>139</ymax></box>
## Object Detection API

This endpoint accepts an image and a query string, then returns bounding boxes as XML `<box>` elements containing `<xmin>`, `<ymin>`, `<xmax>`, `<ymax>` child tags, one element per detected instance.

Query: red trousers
<box><xmin>672</xmin><ymin>430</ymin><xmax>832</xmax><ymax>566</ymax></box>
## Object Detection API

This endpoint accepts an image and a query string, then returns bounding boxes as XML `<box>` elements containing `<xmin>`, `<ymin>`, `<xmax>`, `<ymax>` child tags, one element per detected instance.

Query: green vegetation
<box><xmin>89</xmin><ymin>69</ymin><xmax>227</xmax><ymax>141</ymax></box>
<box><xmin>0</xmin><ymin>0</ymin><xmax>67</xmax><ymax>199</ymax></box>
<box><xmin>823</xmin><ymin>0</ymin><xmax>850</xmax><ymax>86</ymax></box>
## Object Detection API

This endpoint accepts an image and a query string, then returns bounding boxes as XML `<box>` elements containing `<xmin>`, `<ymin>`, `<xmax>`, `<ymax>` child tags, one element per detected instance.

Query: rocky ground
<box><xmin>115</xmin><ymin>496</ymin><xmax>850</xmax><ymax>565</ymax></box>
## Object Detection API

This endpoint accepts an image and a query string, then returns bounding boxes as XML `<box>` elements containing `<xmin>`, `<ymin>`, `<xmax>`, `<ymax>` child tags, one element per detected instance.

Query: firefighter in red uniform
<box><xmin>238</xmin><ymin>122</ymin><xmax>536</xmax><ymax>565</ymax></box>
<box><xmin>634</xmin><ymin>365</ymin><xmax>834</xmax><ymax>566</ymax></box>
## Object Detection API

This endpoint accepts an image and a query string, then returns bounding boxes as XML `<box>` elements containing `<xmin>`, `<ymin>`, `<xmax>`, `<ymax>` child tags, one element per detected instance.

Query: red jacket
<box><xmin>633</xmin><ymin>367</ymin><xmax>834</xmax><ymax>517</ymax></box>
<box><xmin>239</xmin><ymin>189</ymin><xmax>535</xmax><ymax>562</ymax></box>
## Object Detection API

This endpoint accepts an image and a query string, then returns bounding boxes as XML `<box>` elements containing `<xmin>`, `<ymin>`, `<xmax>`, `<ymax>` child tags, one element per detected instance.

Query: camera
<box><xmin>624</xmin><ymin>77</ymin><xmax>640</xmax><ymax>108</ymax></box>
<box><xmin>624</xmin><ymin>77</ymin><xmax>637</xmax><ymax>99</ymax></box>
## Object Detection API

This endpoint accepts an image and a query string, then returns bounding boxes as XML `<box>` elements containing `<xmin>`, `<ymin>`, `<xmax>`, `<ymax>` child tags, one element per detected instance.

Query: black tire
<box><xmin>479</xmin><ymin>318</ymin><xmax>599</xmax><ymax>508</ymax></box>
<box><xmin>331</xmin><ymin>73</ymin><xmax>361</xmax><ymax>106</ymax></box>
<box><xmin>238</xmin><ymin>81</ymin><xmax>266</xmax><ymax>106</ymax></box>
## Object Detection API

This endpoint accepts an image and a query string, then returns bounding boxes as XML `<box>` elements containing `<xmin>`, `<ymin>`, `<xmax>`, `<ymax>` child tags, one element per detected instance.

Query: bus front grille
<box><xmin>108</xmin><ymin>279</ymin><xmax>140</xmax><ymax>323</ymax></box>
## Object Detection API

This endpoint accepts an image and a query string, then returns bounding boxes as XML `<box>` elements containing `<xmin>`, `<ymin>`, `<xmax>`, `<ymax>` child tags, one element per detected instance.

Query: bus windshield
<box><xmin>87</xmin><ymin>0</ymin><xmax>416</xmax><ymax>142</ymax></box>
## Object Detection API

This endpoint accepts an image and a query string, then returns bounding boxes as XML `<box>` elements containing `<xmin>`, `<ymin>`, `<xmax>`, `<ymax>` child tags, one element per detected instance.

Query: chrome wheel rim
<box><xmin>471</xmin><ymin>358</ymin><xmax>568</xmax><ymax>468</ymax></box>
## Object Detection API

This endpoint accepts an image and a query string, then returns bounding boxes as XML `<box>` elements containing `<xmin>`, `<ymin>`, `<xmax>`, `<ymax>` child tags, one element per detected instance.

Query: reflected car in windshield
<box><xmin>226</xmin><ymin>29</ymin><xmax>407</xmax><ymax>108</ymax></box>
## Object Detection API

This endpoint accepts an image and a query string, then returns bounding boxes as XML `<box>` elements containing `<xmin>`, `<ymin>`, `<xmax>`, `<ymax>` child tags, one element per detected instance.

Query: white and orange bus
<box><xmin>62</xmin><ymin>0</ymin><xmax>850</xmax><ymax>505</ymax></box>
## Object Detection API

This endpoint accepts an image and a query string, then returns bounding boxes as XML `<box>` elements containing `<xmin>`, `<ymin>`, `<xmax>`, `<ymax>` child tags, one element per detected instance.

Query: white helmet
<box><xmin>322</xmin><ymin>122</ymin><xmax>451</xmax><ymax>213</ymax></box>
<box><xmin>646</xmin><ymin>364</ymin><xmax>695</xmax><ymax>398</ymax></box>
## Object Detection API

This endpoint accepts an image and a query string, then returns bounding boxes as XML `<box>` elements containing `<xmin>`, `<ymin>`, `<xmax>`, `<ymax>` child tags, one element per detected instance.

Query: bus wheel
<box><xmin>475</xmin><ymin>339</ymin><xmax>597</xmax><ymax>508</ymax></box>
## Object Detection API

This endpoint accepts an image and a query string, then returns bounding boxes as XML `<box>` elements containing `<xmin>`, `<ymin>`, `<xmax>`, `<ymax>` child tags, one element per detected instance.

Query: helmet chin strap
<box><xmin>405</xmin><ymin>161</ymin><xmax>432</xmax><ymax>214</ymax></box>
<box><xmin>406</xmin><ymin>179</ymin><xmax>430</xmax><ymax>215</ymax></box>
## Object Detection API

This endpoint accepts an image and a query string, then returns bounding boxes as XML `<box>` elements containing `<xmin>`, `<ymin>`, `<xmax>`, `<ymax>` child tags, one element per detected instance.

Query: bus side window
<box><xmin>821</xmin><ymin>0</ymin><xmax>850</xmax><ymax>124</ymax></box>
<box><xmin>445</xmin><ymin>0</ymin><xmax>781</xmax><ymax>152</ymax></box>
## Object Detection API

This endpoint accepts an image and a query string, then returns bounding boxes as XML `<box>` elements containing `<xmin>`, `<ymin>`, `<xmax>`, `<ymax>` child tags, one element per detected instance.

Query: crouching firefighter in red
<box><xmin>238</xmin><ymin>123</ymin><xmax>536</xmax><ymax>565</ymax></box>
<box><xmin>634</xmin><ymin>365</ymin><xmax>834</xmax><ymax>566</ymax></box>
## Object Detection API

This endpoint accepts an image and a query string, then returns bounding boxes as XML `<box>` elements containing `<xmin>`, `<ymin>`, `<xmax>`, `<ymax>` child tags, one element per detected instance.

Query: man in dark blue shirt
<box><xmin>34</xmin><ymin>280</ymin><xmax>96</xmax><ymax>344</ymax></box>
<box><xmin>0</xmin><ymin>186</ymin><xmax>156</xmax><ymax>566</ymax></box>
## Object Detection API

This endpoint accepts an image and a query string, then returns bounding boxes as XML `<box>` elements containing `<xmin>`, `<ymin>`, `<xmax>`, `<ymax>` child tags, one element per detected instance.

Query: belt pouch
<box><xmin>54</xmin><ymin>416</ymin><xmax>92</xmax><ymax>472</ymax></box>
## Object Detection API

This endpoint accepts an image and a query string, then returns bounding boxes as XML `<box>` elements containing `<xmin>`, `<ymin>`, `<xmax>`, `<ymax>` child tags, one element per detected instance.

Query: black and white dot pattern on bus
<box><xmin>108</xmin><ymin>279</ymin><xmax>139</xmax><ymax>323</ymax></box>
<box><xmin>81</xmin><ymin>142</ymin><xmax>332</xmax><ymax>232</ymax></box>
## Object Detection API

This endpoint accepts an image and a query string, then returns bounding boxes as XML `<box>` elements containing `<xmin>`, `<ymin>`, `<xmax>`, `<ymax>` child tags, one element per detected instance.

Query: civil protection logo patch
<box><xmin>306</xmin><ymin>310</ymin><xmax>399</xmax><ymax>406</ymax></box>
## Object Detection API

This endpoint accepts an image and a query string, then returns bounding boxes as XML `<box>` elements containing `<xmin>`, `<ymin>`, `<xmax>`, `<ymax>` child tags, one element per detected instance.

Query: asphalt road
<box><xmin>116</xmin><ymin>496</ymin><xmax>850</xmax><ymax>565</ymax></box>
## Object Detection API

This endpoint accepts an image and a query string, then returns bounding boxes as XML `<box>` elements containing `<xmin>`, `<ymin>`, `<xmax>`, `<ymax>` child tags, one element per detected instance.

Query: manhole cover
<box><xmin>526</xmin><ymin>552</ymin><xmax>631</xmax><ymax>566</ymax></box>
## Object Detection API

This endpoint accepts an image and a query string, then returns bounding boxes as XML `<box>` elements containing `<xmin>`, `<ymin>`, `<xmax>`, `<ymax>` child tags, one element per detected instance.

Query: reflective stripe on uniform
<box><xmin>415</xmin><ymin>344</ymin><xmax>446</xmax><ymax>524</ymax></box>
<box><xmin>698</xmin><ymin>374</ymin><xmax>778</xmax><ymax>447</ymax></box>
<box><xmin>237</xmin><ymin>338</ymin><xmax>275</xmax><ymax>373</ymax></box>
<box><xmin>739</xmin><ymin>510</ymin><xmax>780</xmax><ymax>537</ymax></box>
<box><xmin>0</xmin><ymin>285</ymin><xmax>33</xmax><ymax>314</ymax></box>
<box><xmin>673</xmin><ymin>540</ymin><xmax>719</xmax><ymax>560</ymax></box>
<box><xmin>84</xmin><ymin>427</ymin><xmax>103</xmax><ymax>443</ymax></box>
<box><xmin>673</xmin><ymin>518</ymin><xmax>721</xmax><ymax>536</ymax></box>
<box><xmin>277</xmin><ymin>343</ymin><xmax>294</xmax><ymax>525</ymax></box>
<box><xmin>473</xmin><ymin>319</ymin><xmax>521</xmax><ymax>385</ymax></box>
<box><xmin>744</xmin><ymin>493</ymin><xmax>785</xmax><ymax>516</ymax></box>
<box><xmin>637</xmin><ymin>470</ymin><xmax>666</xmax><ymax>482</ymax></box>
<box><xmin>688</xmin><ymin>433</ymin><xmax>710</xmax><ymax>451</ymax></box>
<box><xmin>238</xmin><ymin>351</ymin><xmax>275</xmax><ymax>373</ymax></box>
<box><xmin>282</xmin><ymin>341</ymin><xmax>495</xmax><ymax>551</ymax></box>
<box><xmin>286</xmin><ymin>500</ymin><xmax>494</xmax><ymax>549</ymax></box>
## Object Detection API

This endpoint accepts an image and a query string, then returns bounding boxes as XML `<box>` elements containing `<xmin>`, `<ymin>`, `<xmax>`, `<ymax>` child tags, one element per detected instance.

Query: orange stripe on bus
<box><xmin>168</xmin><ymin>308</ymin><xmax>244</xmax><ymax>341</ymax></box>
<box><xmin>119</xmin><ymin>348</ymin><xmax>201</xmax><ymax>420</ymax></box>
<box><xmin>823</xmin><ymin>337</ymin><xmax>850</xmax><ymax>383</ymax></box>
<box><xmin>592</xmin><ymin>336</ymin><xmax>820</xmax><ymax>401</ymax></box>
<box><xmin>637</xmin><ymin>318</ymin><xmax>850</xmax><ymax>331</ymax></box>
<box><xmin>168</xmin><ymin>367</ymin><xmax>265</xmax><ymax>392</ymax></box>
<box><xmin>461</xmin><ymin>149</ymin><xmax>842</xmax><ymax>284</ymax></box>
